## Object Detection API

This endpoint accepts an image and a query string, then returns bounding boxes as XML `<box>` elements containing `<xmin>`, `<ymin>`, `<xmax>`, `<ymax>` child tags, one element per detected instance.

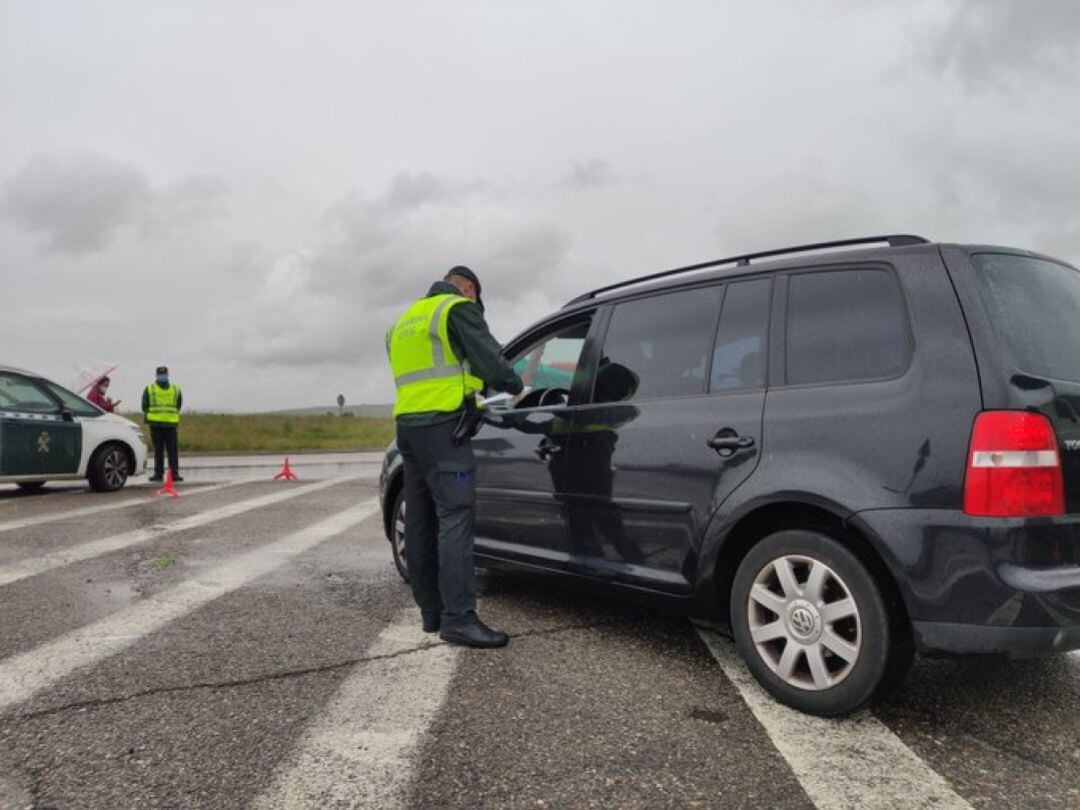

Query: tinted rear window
<box><xmin>786</xmin><ymin>268</ymin><xmax>909</xmax><ymax>385</ymax></box>
<box><xmin>970</xmin><ymin>254</ymin><xmax>1080</xmax><ymax>383</ymax></box>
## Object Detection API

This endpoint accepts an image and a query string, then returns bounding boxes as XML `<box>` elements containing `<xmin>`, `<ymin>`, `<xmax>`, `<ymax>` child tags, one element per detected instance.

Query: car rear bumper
<box><xmin>912</xmin><ymin>621</ymin><xmax>1080</xmax><ymax>655</ymax></box>
<box><xmin>850</xmin><ymin>508</ymin><xmax>1080</xmax><ymax>656</ymax></box>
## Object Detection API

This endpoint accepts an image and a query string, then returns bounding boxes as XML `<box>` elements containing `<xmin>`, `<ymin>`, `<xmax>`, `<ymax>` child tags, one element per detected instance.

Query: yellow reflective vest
<box><xmin>388</xmin><ymin>294</ymin><xmax>484</xmax><ymax>418</ymax></box>
<box><xmin>145</xmin><ymin>383</ymin><xmax>181</xmax><ymax>425</ymax></box>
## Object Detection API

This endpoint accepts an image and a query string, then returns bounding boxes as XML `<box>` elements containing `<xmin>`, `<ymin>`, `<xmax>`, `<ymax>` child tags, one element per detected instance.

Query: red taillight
<box><xmin>964</xmin><ymin>411</ymin><xmax>1065</xmax><ymax>517</ymax></box>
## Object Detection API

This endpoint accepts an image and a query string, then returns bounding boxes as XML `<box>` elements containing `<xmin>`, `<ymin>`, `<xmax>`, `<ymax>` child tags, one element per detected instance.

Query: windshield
<box><xmin>970</xmin><ymin>253</ymin><xmax>1080</xmax><ymax>383</ymax></box>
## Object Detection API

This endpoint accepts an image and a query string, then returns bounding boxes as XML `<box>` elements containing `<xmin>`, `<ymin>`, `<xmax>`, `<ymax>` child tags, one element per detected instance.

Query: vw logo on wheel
<box><xmin>791</xmin><ymin>607</ymin><xmax>815</xmax><ymax>636</ymax></box>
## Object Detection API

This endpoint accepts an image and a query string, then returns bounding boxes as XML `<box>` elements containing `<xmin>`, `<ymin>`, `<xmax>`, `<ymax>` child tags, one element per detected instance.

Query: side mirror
<box><xmin>59</xmin><ymin>407</ymin><xmax>74</xmax><ymax>422</ymax></box>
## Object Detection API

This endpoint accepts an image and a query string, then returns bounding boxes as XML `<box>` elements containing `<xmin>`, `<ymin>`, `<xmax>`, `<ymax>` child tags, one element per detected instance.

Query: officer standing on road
<box><xmin>388</xmin><ymin>266</ymin><xmax>523</xmax><ymax>648</ymax></box>
<box><xmin>141</xmin><ymin>365</ymin><xmax>183</xmax><ymax>483</ymax></box>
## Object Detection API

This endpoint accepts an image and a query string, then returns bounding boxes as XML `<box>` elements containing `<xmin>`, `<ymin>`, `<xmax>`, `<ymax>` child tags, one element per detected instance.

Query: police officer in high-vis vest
<box><xmin>388</xmin><ymin>266</ymin><xmax>523</xmax><ymax>647</ymax></box>
<box><xmin>141</xmin><ymin>365</ymin><xmax>183</xmax><ymax>483</ymax></box>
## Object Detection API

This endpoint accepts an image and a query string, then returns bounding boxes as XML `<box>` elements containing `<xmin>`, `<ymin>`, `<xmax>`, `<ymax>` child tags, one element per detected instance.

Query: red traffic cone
<box><xmin>273</xmin><ymin>457</ymin><xmax>298</xmax><ymax>481</ymax></box>
<box><xmin>156</xmin><ymin>469</ymin><xmax>181</xmax><ymax>498</ymax></box>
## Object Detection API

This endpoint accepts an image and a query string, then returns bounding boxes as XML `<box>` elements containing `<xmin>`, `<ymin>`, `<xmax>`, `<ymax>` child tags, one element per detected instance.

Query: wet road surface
<box><xmin>1</xmin><ymin>459</ymin><xmax>1078</xmax><ymax>808</ymax></box>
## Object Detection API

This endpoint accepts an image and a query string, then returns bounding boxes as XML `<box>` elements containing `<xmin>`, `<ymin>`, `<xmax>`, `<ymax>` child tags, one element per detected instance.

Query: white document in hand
<box><xmin>477</xmin><ymin>387</ymin><xmax>532</xmax><ymax>408</ymax></box>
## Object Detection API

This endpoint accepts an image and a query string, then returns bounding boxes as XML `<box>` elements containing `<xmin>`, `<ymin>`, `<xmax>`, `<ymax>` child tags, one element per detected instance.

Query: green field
<box><xmin>126</xmin><ymin>413</ymin><xmax>395</xmax><ymax>454</ymax></box>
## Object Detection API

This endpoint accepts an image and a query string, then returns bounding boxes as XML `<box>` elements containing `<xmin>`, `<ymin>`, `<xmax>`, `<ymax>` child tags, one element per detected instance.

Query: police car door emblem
<box><xmin>37</xmin><ymin>431</ymin><xmax>51</xmax><ymax>453</ymax></box>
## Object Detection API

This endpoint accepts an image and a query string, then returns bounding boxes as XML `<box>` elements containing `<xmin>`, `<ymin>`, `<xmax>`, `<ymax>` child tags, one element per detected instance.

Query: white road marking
<box><xmin>0</xmin><ymin>476</ymin><xmax>361</xmax><ymax>587</ymax></box>
<box><xmin>0</xmin><ymin>478</ymin><xmax>257</xmax><ymax>534</ymax></box>
<box><xmin>0</xmin><ymin>500</ymin><xmax>378</xmax><ymax>714</ymax></box>
<box><xmin>697</xmin><ymin>629</ymin><xmax>973</xmax><ymax>810</ymax></box>
<box><xmin>252</xmin><ymin>608</ymin><xmax>458</xmax><ymax>809</ymax></box>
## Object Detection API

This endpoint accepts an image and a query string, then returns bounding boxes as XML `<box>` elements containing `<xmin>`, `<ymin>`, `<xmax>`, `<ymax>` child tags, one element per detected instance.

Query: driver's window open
<box><xmin>505</xmin><ymin>318</ymin><xmax>592</xmax><ymax>409</ymax></box>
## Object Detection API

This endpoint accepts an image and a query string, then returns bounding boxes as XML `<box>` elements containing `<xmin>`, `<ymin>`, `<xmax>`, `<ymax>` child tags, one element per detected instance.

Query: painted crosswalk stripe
<box><xmin>697</xmin><ymin>628</ymin><xmax>973</xmax><ymax>810</ymax></box>
<box><xmin>0</xmin><ymin>476</ymin><xmax>360</xmax><ymax>587</ymax></box>
<box><xmin>0</xmin><ymin>500</ymin><xmax>378</xmax><ymax>715</ymax></box>
<box><xmin>252</xmin><ymin>608</ymin><xmax>458</xmax><ymax>809</ymax></box>
<box><xmin>0</xmin><ymin>478</ymin><xmax>256</xmax><ymax>534</ymax></box>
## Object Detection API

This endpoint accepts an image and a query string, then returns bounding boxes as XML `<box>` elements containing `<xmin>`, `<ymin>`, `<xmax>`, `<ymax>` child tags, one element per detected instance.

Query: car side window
<box><xmin>786</xmin><ymin>268</ymin><xmax>909</xmax><ymax>386</ymax></box>
<box><xmin>0</xmin><ymin>373</ymin><xmax>59</xmax><ymax>414</ymax></box>
<box><xmin>42</xmin><ymin>380</ymin><xmax>102</xmax><ymax>417</ymax></box>
<box><xmin>510</xmin><ymin>317</ymin><xmax>593</xmax><ymax>400</ymax></box>
<box><xmin>594</xmin><ymin>285</ymin><xmax>723</xmax><ymax>404</ymax></box>
<box><xmin>710</xmin><ymin>278</ymin><xmax>771</xmax><ymax>393</ymax></box>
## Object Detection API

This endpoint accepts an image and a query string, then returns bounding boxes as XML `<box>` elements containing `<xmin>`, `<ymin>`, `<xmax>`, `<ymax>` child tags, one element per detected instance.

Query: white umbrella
<box><xmin>71</xmin><ymin>361</ymin><xmax>119</xmax><ymax>396</ymax></box>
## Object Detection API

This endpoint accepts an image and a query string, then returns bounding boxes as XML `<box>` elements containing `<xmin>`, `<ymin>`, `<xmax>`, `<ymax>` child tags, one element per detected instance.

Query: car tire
<box><xmin>88</xmin><ymin>443</ymin><xmax>130</xmax><ymax>493</ymax></box>
<box><xmin>390</xmin><ymin>487</ymin><xmax>410</xmax><ymax>583</ymax></box>
<box><xmin>16</xmin><ymin>481</ymin><xmax>46</xmax><ymax>492</ymax></box>
<box><xmin>730</xmin><ymin>529</ymin><xmax>910</xmax><ymax>717</ymax></box>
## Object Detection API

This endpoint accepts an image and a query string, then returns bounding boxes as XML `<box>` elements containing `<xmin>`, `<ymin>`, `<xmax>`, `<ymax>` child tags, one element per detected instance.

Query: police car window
<box><xmin>595</xmin><ymin>285</ymin><xmax>723</xmax><ymax>403</ymax></box>
<box><xmin>786</xmin><ymin>268</ymin><xmax>909</xmax><ymax>385</ymax></box>
<box><xmin>0</xmin><ymin>373</ymin><xmax>58</xmax><ymax>414</ymax></box>
<box><xmin>512</xmin><ymin>320</ymin><xmax>591</xmax><ymax>392</ymax></box>
<box><xmin>42</xmin><ymin>380</ymin><xmax>102</xmax><ymax>417</ymax></box>
<box><xmin>711</xmin><ymin>278</ymin><xmax>771</xmax><ymax>392</ymax></box>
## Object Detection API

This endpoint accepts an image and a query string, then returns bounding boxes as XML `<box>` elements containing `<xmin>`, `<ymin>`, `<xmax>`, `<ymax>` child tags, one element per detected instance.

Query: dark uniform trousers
<box><xmin>149</xmin><ymin>424</ymin><xmax>180</xmax><ymax>478</ymax></box>
<box><xmin>396</xmin><ymin>419</ymin><xmax>477</xmax><ymax>623</ymax></box>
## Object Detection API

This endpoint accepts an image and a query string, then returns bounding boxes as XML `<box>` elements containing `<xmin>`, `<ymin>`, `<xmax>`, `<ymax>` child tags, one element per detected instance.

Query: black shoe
<box><xmin>149</xmin><ymin>475</ymin><xmax>163</xmax><ymax>483</ymax></box>
<box><xmin>422</xmin><ymin>614</ymin><xmax>440</xmax><ymax>633</ymax></box>
<box><xmin>439</xmin><ymin>615</ymin><xmax>508</xmax><ymax>648</ymax></box>
<box><xmin>172</xmin><ymin>474</ymin><xmax>184</xmax><ymax>482</ymax></box>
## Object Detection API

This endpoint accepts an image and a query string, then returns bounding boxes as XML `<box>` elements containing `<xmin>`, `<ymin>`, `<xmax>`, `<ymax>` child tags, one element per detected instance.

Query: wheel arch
<box><xmin>704</xmin><ymin>497</ymin><xmax>912</xmax><ymax>640</ymax></box>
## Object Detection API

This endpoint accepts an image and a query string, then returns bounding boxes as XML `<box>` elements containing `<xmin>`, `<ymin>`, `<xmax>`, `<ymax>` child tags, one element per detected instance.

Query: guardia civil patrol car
<box><xmin>0</xmin><ymin>366</ymin><xmax>147</xmax><ymax>492</ymax></box>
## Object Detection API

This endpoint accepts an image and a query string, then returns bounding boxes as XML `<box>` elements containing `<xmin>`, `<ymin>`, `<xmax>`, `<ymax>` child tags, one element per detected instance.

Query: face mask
<box><xmin>156</xmin><ymin>374</ymin><xmax>169</xmax><ymax>385</ymax></box>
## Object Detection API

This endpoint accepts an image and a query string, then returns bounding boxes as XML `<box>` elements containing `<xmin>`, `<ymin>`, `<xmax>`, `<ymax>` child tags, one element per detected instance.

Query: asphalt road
<box><xmin>0</xmin><ymin>460</ymin><xmax>1078</xmax><ymax>809</ymax></box>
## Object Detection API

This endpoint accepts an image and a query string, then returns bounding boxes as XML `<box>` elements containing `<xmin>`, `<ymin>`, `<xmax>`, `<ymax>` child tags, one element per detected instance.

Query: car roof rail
<box><xmin>564</xmin><ymin>234</ymin><xmax>931</xmax><ymax>306</ymax></box>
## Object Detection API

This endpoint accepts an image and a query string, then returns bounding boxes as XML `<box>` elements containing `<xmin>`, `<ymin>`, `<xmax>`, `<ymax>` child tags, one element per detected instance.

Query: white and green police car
<box><xmin>0</xmin><ymin>366</ymin><xmax>147</xmax><ymax>492</ymax></box>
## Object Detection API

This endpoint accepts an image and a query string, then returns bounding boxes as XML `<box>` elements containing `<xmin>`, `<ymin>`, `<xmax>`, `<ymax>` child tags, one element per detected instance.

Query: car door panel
<box><xmin>0</xmin><ymin>372</ymin><xmax>82</xmax><ymax>478</ymax></box>
<box><xmin>473</xmin><ymin>406</ymin><xmax>575</xmax><ymax>564</ymax></box>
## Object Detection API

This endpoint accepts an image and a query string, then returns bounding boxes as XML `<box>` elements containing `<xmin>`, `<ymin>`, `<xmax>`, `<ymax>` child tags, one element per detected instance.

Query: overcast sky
<box><xmin>2</xmin><ymin>0</ymin><xmax>1078</xmax><ymax>411</ymax></box>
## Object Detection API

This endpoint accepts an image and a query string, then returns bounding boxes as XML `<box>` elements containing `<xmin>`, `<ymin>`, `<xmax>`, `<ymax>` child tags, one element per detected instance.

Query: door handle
<box><xmin>534</xmin><ymin>440</ymin><xmax>562</xmax><ymax>461</ymax></box>
<box><xmin>707</xmin><ymin>432</ymin><xmax>755</xmax><ymax>455</ymax></box>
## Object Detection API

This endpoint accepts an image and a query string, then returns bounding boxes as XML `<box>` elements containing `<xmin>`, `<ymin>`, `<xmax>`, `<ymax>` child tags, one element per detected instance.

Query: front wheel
<box><xmin>88</xmin><ymin>443</ymin><xmax>130</xmax><ymax>492</ymax></box>
<box><xmin>390</xmin><ymin>488</ymin><xmax>409</xmax><ymax>582</ymax></box>
<box><xmin>730</xmin><ymin>529</ymin><xmax>911</xmax><ymax>717</ymax></box>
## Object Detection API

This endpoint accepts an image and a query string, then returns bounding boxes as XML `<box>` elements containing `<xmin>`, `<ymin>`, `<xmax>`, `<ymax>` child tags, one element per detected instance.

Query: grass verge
<box><xmin>125</xmin><ymin>413</ymin><xmax>396</xmax><ymax>454</ymax></box>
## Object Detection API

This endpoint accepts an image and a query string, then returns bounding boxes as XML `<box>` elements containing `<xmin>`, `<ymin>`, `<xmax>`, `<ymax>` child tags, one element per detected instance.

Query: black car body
<box><xmin>379</xmin><ymin>235</ymin><xmax>1080</xmax><ymax>715</ymax></box>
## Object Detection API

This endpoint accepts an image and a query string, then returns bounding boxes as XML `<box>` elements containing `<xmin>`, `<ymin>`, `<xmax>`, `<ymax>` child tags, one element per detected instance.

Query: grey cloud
<box><xmin>205</xmin><ymin>171</ymin><xmax>575</xmax><ymax>369</ymax></box>
<box><xmin>1</xmin><ymin>152</ymin><xmax>229</xmax><ymax>254</ymax></box>
<box><xmin>905</xmin><ymin>127</ymin><xmax>1080</xmax><ymax>260</ymax></box>
<box><xmin>918</xmin><ymin>1</ymin><xmax>1080</xmax><ymax>90</ymax></box>
<box><xmin>139</xmin><ymin>174</ymin><xmax>229</xmax><ymax>239</ymax></box>
<box><xmin>1</xmin><ymin>152</ymin><xmax>151</xmax><ymax>253</ymax></box>
<box><xmin>563</xmin><ymin>158</ymin><xmax>617</xmax><ymax>190</ymax></box>
<box><xmin>714</xmin><ymin>170</ymin><xmax>887</xmax><ymax>256</ymax></box>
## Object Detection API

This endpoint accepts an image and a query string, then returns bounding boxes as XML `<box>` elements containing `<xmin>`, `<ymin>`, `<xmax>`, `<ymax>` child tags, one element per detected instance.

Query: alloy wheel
<box><xmin>102</xmin><ymin>448</ymin><xmax>128</xmax><ymax>490</ymax></box>
<box><xmin>393</xmin><ymin>496</ymin><xmax>408</xmax><ymax>576</ymax></box>
<box><xmin>746</xmin><ymin>554</ymin><xmax>861</xmax><ymax>691</ymax></box>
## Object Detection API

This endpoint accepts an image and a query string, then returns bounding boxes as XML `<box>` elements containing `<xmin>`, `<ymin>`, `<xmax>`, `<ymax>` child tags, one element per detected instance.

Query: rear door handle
<box><xmin>707</xmin><ymin>432</ymin><xmax>755</xmax><ymax>455</ymax></box>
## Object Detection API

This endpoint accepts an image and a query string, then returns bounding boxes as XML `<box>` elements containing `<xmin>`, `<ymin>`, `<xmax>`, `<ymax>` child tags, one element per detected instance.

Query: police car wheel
<box><xmin>391</xmin><ymin>488</ymin><xmax>409</xmax><ymax>582</ymax></box>
<box><xmin>730</xmin><ymin>529</ymin><xmax>908</xmax><ymax>717</ymax></box>
<box><xmin>88</xmin><ymin>443</ymin><xmax>130</xmax><ymax>493</ymax></box>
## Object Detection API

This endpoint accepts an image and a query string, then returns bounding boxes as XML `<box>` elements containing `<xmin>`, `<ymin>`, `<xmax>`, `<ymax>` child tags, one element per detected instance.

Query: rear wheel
<box><xmin>16</xmin><ymin>481</ymin><xmax>46</xmax><ymax>492</ymax></box>
<box><xmin>730</xmin><ymin>529</ymin><xmax>911</xmax><ymax>716</ymax></box>
<box><xmin>88</xmin><ymin>443</ymin><xmax>130</xmax><ymax>492</ymax></box>
<box><xmin>390</xmin><ymin>488</ymin><xmax>409</xmax><ymax>582</ymax></box>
